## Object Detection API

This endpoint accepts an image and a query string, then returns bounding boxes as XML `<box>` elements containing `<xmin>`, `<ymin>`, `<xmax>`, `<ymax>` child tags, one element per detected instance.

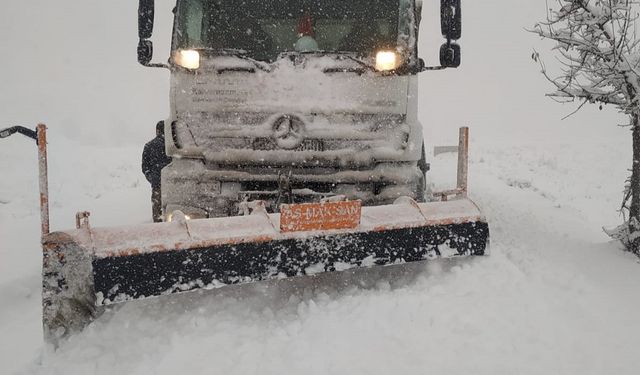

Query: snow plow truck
<box><xmin>1</xmin><ymin>0</ymin><xmax>488</xmax><ymax>344</ymax></box>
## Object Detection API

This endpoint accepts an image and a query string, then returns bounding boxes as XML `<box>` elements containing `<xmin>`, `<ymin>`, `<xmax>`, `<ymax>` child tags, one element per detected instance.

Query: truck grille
<box><xmin>252</xmin><ymin>137</ymin><xmax>325</xmax><ymax>152</ymax></box>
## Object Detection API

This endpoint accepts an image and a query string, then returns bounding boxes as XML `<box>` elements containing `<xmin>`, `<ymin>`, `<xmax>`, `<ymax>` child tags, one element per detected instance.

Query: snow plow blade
<box><xmin>42</xmin><ymin>197</ymin><xmax>488</xmax><ymax>341</ymax></box>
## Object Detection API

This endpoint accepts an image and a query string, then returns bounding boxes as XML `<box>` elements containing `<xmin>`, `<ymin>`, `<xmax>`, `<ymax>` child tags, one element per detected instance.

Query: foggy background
<box><xmin>0</xmin><ymin>0</ymin><xmax>627</xmax><ymax>146</ymax></box>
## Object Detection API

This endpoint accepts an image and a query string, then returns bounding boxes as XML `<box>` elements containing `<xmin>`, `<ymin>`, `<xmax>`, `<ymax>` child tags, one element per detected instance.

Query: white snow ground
<box><xmin>2</xmin><ymin>1</ymin><xmax>640</xmax><ymax>374</ymax></box>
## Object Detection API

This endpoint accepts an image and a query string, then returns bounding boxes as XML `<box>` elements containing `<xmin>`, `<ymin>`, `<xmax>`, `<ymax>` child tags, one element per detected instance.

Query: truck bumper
<box><xmin>161</xmin><ymin>159</ymin><xmax>424</xmax><ymax>217</ymax></box>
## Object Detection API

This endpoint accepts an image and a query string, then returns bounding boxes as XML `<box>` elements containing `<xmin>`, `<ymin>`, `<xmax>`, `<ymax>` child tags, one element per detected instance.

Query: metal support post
<box><xmin>37</xmin><ymin>124</ymin><xmax>50</xmax><ymax>238</ymax></box>
<box><xmin>0</xmin><ymin>124</ymin><xmax>50</xmax><ymax>237</ymax></box>
<box><xmin>456</xmin><ymin>126</ymin><xmax>468</xmax><ymax>197</ymax></box>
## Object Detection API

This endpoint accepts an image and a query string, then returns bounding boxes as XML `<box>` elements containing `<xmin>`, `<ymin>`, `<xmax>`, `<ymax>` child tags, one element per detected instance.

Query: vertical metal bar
<box><xmin>456</xmin><ymin>126</ymin><xmax>469</xmax><ymax>197</ymax></box>
<box><xmin>37</xmin><ymin>124</ymin><xmax>50</xmax><ymax>237</ymax></box>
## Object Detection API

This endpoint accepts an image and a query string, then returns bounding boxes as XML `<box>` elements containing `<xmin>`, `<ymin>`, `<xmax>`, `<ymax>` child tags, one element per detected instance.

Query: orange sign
<box><xmin>280</xmin><ymin>200</ymin><xmax>362</xmax><ymax>232</ymax></box>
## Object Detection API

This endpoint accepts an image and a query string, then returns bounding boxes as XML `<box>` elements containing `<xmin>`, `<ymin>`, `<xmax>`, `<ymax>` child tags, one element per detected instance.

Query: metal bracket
<box><xmin>0</xmin><ymin>126</ymin><xmax>38</xmax><ymax>143</ymax></box>
<box><xmin>75</xmin><ymin>211</ymin><xmax>91</xmax><ymax>230</ymax></box>
<box><xmin>275</xmin><ymin>170</ymin><xmax>293</xmax><ymax>208</ymax></box>
<box><xmin>432</xmin><ymin>126</ymin><xmax>469</xmax><ymax>201</ymax></box>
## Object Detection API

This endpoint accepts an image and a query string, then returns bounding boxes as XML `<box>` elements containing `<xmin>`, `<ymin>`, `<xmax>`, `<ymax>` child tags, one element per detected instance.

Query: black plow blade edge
<box><xmin>93</xmin><ymin>221</ymin><xmax>489</xmax><ymax>304</ymax></box>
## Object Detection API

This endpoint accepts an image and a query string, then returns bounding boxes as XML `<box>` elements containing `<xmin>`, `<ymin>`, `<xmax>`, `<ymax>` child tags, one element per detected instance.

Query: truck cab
<box><xmin>137</xmin><ymin>0</ymin><xmax>461</xmax><ymax>219</ymax></box>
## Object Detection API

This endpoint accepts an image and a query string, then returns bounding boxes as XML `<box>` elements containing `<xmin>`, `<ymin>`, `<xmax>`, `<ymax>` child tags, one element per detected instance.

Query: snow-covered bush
<box><xmin>532</xmin><ymin>0</ymin><xmax>640</xmax><ymax>255</ymax></box>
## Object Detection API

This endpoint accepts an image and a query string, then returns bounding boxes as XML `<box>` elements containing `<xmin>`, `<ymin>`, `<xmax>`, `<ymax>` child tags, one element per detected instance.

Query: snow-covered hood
<box><xmin>171</xmin><ymin>55</ymin><xmax>409</xmax><ymax>115</ymax></box>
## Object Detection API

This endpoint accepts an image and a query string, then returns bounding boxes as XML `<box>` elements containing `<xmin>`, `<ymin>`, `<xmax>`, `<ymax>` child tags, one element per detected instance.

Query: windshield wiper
<box><xmin>195</xmin><ymin>48</ymin><xmax>272</xmax><ymax>72</ymax></box>
<box><xmin>340</xmin><ymin>55</ymin><xmax>376</xmax><ymax>72</ymax></box>
<box><xmin>278</xmin><ymin>50</ymin><xmax>376</xmax><ymax>73</ymax></box>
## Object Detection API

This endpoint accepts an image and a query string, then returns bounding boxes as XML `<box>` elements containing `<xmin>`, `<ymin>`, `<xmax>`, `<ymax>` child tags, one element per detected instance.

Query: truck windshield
<box><xmin>174</xmin><ymin>0</ymin><xmax>400</xmax><ymax>62</ymax></box>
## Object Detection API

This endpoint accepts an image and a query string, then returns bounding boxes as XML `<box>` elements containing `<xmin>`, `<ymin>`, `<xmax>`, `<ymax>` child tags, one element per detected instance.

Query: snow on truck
<box><xmin>139</xmin><ymin>0</ymin><xmax>461</xmax><ymax>219</ymax></box>
<box><xmin>1</xmin><ymin>0</ymin><xmax>488</xmax><ymax>344</ymax></box>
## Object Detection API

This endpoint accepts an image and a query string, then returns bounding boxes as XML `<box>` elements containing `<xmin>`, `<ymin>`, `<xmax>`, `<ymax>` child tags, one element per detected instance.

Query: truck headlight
<box><xmin>174</xmin><ymin>49</ymin><xmax>200</xmax><ymax>70</ymax></box>
<box><xmin>375</xmin><ymin>50</ymin><xmax>399</xmax><ymax>71</ymax></box>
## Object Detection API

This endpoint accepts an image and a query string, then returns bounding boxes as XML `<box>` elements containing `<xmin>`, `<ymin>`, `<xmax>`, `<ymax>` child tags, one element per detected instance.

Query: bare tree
<box><xmin>532</xmin><ymin>0</ymin><xmax>640</xmax><ymax>254</ymax></box>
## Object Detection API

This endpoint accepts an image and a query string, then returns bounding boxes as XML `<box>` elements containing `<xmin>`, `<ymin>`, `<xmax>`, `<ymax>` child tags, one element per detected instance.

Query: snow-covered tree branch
<box><xmin>532</xmin><ymin>0</ymin><xmax>640</xmax><ymax>254</ymax></box>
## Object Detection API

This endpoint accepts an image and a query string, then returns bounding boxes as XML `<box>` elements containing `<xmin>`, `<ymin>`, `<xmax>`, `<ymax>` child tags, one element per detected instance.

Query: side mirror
<box><xmin>138</xmin><ymin>0</ymin><xmax>155</xmax><ymax>40</ymax></box>
<box><xmin>441</xmin><ymin>0</ymin><xmax>461</xmax><ymax>40</ymax></box>
<box><xmin>138</xmin><ymin>40</ymin><xmax>153</xmax><ymax>66</ymax></box>
<box><xmin>440</xmin><ymin>43</ymin><xmax>461</xmax><ymax>68</ymax></box>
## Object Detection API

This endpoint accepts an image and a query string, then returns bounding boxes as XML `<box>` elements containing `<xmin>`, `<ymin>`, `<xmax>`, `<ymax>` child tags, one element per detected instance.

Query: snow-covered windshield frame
<box><xmin>170</xmin><ymin>0</ymin><xmax>417</xmax><ymax>69</ymax></box>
